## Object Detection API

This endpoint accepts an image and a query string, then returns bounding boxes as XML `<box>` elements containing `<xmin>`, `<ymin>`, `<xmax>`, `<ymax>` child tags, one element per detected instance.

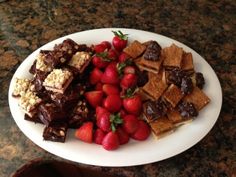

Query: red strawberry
<box><xmin>89</xmin><ymin>68</ymin><xmax>103</xmax><ymax>85</ymax></box>
<box><xmin>120</xmin><ymin>73</ymin><xmax>137</xmax><ymax>89</ymax></box>
<box><xmin>124</xmin><ymin>66</ymin><xmax>136</xmax><ymax>74</ymax></box>
<box><xmin>96</xmin><ymin>106</ymin><xmax>109</xmax><ymax>120</ymax></box>
<box><xmin>112</xmin><ymin>30</ymin><xmax>128</xmax><ymax>51</ymax></box>
<box><xmin>102</xmin><ymin>84</ymin><xmax>120</xmax><ymax>95</ymax></box>
<box><xmin>103</xmin><ymin>95</ymin><xmax>122</xmax><ymax>113</ymax></box>
<box><xmin>117</xmin><ymin>127</ymin><xmax>129</xmax><ymax>145</ymax></box>
<box><xmin>101</xmin><ymin>41</ymin><xmax>111</xmax><ymax>50</ymax></box>
<box><xmin>94</xmin><ymin>43</ymin><xmax>107</xmax><ymax>53</ymax></box>
<box><xmin>92</xmin><ymin>56</ymin><xmax>109</xmax><ymax>68</ymax></box>
<box><xmin>123</xmin><ymin>94</ymin><xmax>142</xmax><ymax>115</ymax></box>
<box><xmin>85</xmin><ymin>91</ymin><xmax>103</xmax><ymax>108</ymax></box>
<box><xmin>119</xmin><ymin>109</ymin><xmax>127</xmax><ymax>119</ymax></box>
<box><xmin>95</xmin><ymin>82</ymin><xmax>103</xmax><ymax>91</ymax></box>
<box><xmin>102</xmin><ymin>131</ymin><xmax>120</xmax><ymax>150</ymax></box>
<box><xmin>75</xmin><ymin>122</ymin><xmax>93</xmax><ymax>143</ymax></box>
<box><xmin>107</xmin><ymin>49</ymin><xmax>118</xmax><ymax>60</ymax></box>
<box><xmin>101</xmin><ymin>63</ymin><xmax>119</xmax><ymax>85</ymax></box>
<box><xmin>96</xmin><ymin>112</ymin><xmax>111</xmax><ymax>132</ymax></box>
<box><xmin>122</xmin><ymin>115</ymin><xmax>139</xmax><ymax>134</ymax></box>
<box><xmin>118</xmin><ymin>52</ymin><xmax>129</xmax><ymax>63</ymax></box>
<box><xmin>94</xmin><ymin>128</ymin><xmax>106</xmax><ymax>144</ymax></box>
<box><xmin>131</xmin><ymin>120</ymin><xmax>150</xmax><ymax>141</ymax></box>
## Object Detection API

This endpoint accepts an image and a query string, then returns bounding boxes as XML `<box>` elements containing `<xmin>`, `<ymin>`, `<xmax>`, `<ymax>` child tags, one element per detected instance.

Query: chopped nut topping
<box><xmin>19</xmin><ymin>91</ymin><xmax>42</xmax><ymax>114</ymax></box>
<box><xmin>68</xmin><ymin>52</ymin><xmax>90</xmax><ymax>70</ymax></box>
<box><xmin>35</xmin><ymin>53</ymin><xmax>53</xmax><ymax>72</ymax></box>
<box><xmin>13</xmin><ymin>78</ymin><xmax>32</xmax><ymax>97</ymax></box>
<box><xmin>43</xmin><ymin>69</ymin><xmax>73</xmax><ymax>90</ymax></box>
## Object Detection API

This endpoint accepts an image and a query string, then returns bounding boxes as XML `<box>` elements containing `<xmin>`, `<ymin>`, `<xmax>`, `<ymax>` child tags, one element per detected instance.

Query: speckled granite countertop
<box><xmin>0</xmin><ymin>1</ymin><xmax>235</xmax><ymax>177</ymax></box>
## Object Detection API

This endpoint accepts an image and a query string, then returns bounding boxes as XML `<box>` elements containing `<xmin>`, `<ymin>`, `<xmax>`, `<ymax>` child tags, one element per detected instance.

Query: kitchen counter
<box><xmin>0</xmin><ymin>1</ymin><xmax>235</xmax><ymax>177</ymax></box>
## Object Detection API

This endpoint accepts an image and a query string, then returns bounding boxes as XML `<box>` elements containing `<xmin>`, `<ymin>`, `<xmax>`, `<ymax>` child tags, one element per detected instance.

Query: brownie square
<box><xmin>24</xmin><ymin>114</ymin><xmax>43</xmax><ymax>124</ymax></box>
<box><xmin>68</xmin><ymin>100</ymin><xmax>89</xmax><ymax>128</ymax></box>
<box><xmin>39</xmin><ymin>103</ymin><xmax>67</xmax><ymax>126</ymax></box>
<box><xmin>43</xmin><ymin>122</ymin><xmax>68</xmax><ymax>142</ymax></box>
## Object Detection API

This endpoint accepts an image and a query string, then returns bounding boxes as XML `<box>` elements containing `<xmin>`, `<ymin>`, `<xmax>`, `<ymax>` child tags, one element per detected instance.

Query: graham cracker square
<box><xmin>167</xmin><ymin>109</ymin><xmax>192</xmax><ymax>126</ymax></box>
<box><xmin>162</xmin><ymin>84</ymin><xmax>183</xmax><ymax>107</ymax></box>
<box><xmin>142</xmin><ymin>71</ymin><xmax>168</xmax><ymax>100</ymax></box>
<box><xmin>181</xmin><ymin>52</ymin><xmax>194</xmax><ymax>73</ymax></box>
<box><xmin>123</xmin><ymin>40</ymin><xmax>146</xmax><ymax>59</ymax></box>
<box><xmin>183</xmin><ymin>86</ymin><xmax>210</xmax><ymax>110</ymax></box>
<box><xmin>149</xmin><ymin>117</ymin><xmax>174</xmax><ymax>138</ymax></box>
<box><xmin>163</xmin><ymin>44</ymin><xmax>183</xmax><ymax>69</ymax></box>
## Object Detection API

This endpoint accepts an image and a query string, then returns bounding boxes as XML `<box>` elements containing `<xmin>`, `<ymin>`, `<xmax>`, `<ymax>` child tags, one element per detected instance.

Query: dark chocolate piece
<box><xmin>54</xmin><ymin>38</ymin><xmax>80</xmax><ymax>55</ymax></box>
<box><xmin>181</xmin><ymin>76</ymin><xmax>193</xmax><ymax>95</ymax></box>
<box><xmin>43</xmin><ymin>122</ymin><xmax>67</xmax><ymax>142</ymax></box>
<box><xmin>39</xmin><ymin>103</ymin><xmax>67</xmax><ymax>126</ymax></box>
<box><xmin>29</xmin><ymin>60</ymin><xmax>37</xmax><ymax>75</ymax></box>
<box><xmin>137</xmin><ymin>70</ymin><xmax>149</xmax><ymax>87</ymax></box>
<box><xmin>167</xmin><ymin>68</ymin><xmax>186</xmax><ymax>86</ymax></box>
<box><xmin>195</xmin><ymin>72</ymin><xmax>205</xmax><ymax>89</ymax></box>
<box><xmin>143</xmin><ymin>99</ymin><xmax>167</xmax><ymax>122</ymax></box>
<box><xmin>50</xmin><ymin>87</ymin><xmax>80</xmax><ymax>112</ymax></box>
<box><xmin>178</xmin><ymin>101</ymin><xmax>198</xmax><ymax>118</ymax></box>
<box><xmin>68</xmin><ymin>100</ymin><xmax>89</xmax><ymax>128</ymax></box>
<box><xmin>24</xmin><ymin>114</ymin><xmax>43</xmax><ymax>124</ymax></box>
<box><xmin>143</xmin><ymin>41</ymin><xmax>162</xmax><ymax>61</ymax></box>
<box><xmin>33</xmin><ymin>70</ymin><xmax>48</xmax><ymax>92</ymax></box>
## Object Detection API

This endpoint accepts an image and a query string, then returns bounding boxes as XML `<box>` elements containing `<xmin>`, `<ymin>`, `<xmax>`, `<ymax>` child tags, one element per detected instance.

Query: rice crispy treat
<box><xmin>43</xmin><ymin>69</ymin><xmax>73</xmax><ymax>94</ymax></box>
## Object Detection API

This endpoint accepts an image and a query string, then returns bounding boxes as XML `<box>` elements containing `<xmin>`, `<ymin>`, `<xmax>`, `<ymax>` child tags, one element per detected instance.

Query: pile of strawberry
<box><xmin>75</xmin><ymin>31</ymin><xmax>151</xmax><ymax>151</ymax></box>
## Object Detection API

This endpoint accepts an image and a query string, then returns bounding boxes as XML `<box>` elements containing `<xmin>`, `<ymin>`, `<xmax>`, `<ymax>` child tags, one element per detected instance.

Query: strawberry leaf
<box><xmin>123</xmin><ymin>87</ymin><xmax>139</xmax><ymax>98</ymax></box>
<box><xmin>110</xmin><ymin>113</ymin><xmax>123</xmax><ymax>132</ymax></box>
<box><xmin>111</xmin><ymin>123</ymin><xmax>116</xmax><ymax>132</ymax></box>
<box><xmin>112</xmin><ymin>30</ymin><xmax>128</xmax><ymax>40</ymax></box>
<box><xmin>96</xmin><ymin>52</ymin><xmax>112</xmax><ymax>62</ymax></box>
<box><xmin>117</xmin><ymin>59</ymin><xmax>133</xmax><ymax>76</ymax></box>
<box><xmin>117</xmin><ymin>62</ymin><xmax>126</xmax><ymax>75</ymax></box>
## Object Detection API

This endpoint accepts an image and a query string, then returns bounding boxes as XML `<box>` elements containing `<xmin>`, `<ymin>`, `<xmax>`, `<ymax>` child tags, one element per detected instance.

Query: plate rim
<box><xmin>8</xmin><ymin>28</ymin><xmax>222</xmax><ymax>166</ymax></box>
